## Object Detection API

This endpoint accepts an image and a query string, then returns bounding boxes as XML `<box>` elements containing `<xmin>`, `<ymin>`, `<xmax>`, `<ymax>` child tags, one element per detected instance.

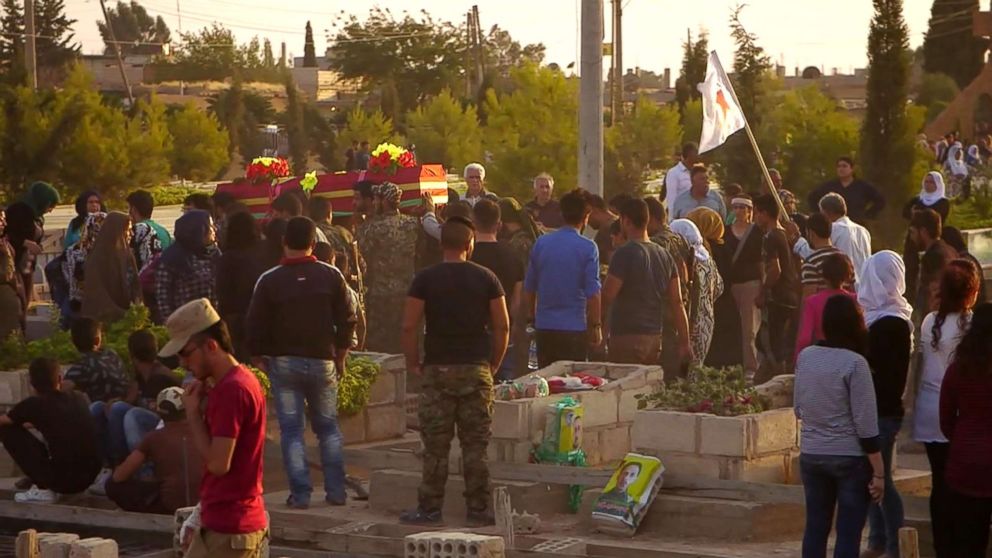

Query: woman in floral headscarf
<box><xmin>671</xmin><ymin>218</ymin><xmax>724</xmax><ymax>366</ymax></box>
<box><xmin>62</xmin><ymin>212</ymin><xmax>107</xmax><ymax>318</ymax></box>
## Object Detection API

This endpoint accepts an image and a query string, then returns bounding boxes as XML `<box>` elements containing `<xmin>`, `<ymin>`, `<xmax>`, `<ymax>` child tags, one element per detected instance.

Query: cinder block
<box><xmin>491</xmin><ymin>400</ymin><xmax>530</xmax><ymax>440</ymax></box>
<box><xmin>725</xmin><ymin>453</ymin><xmax>789</xmax><ymax>483</ymax></box>
<box><xmin>368</xmin><ymin>370</ymin><xmax>397</xmax><ymax>405</ymax></box>
<box><xmin>598</xmin><ymin>424</ymin><xmax>631</xmax><ymax>464</ymax></box>
<box><xmin>404</xmin><ymin>532</ymin><xmax>434</xmax><ymax>558</ymax></box>
<box><xmin>38</xmin><ymin>533</ymin><xmax>80</xmax><ymax>558</ymax></box>
<box><xmin>749</xmin><ymin>410</ymin><xmax>798</xmax><ymax>456</ymax></box>
<box><xmin>653</xmin><ymin>451</ymin><xmax>722</xmax><ymax>479</ymax></box>
<box><xmin>573</xmin><ymin>389</ymin><xmax>618</xmax><ymax>428</ymax></box>
<box><xmin>699</xmin><ymin>414</ymin><xmax>749</xmax><ymax>457</ymax></box>
<box><xmin>339</xmin><ymin>409</ymin><xmax>367</xmax><ymax>445</ymax></box>
<box><xmin>618</xmin><ymin>385</ymin><xmax>653</xmax><ymax>423</ymax></box>
<box><xmin>68</xmin><ymin>538</ymin><xmax>118</xmax><ymax>558</ymax></box>
<box><xmin>0</xmin><ymin>369</ymin><xmax>29</xmax><ymax>406</ymax></box>
<box><xmin>631</xmin><ymin>410</ymin><xmax>699</xmax><ymax>454</ymax></box>
<box><xmin>581</xmin><ymin>427</ymin><xmax>603</xmax><ymax>465</ymax></box>
<box><xmin>431</xmin><ymin>532</ymin><xmax>505</xmax><ymax>558</ymax></box>
<box><xmin>365</xmin><ymin>403</ymin><xmax>407</xmax><ymax>442</ymax></box>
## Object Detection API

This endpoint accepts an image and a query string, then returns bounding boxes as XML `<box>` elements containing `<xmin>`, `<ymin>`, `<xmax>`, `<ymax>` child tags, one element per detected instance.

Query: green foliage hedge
<box><xmin>636</xmin><ymin>365</ymin><xmax>769</xmax><ymax>417</ymax></box>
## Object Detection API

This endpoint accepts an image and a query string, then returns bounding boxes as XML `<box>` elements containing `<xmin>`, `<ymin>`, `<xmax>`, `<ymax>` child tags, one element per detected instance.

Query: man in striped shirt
<box><xmin>798</xmin><ymin>213</ymin><xmax>843</xmax><ymax>299</ymax></box>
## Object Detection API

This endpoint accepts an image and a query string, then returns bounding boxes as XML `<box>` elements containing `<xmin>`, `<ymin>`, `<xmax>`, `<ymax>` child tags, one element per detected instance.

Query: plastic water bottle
<box><xmin>526</xmin><ymin>326</ymin><xmax>538</xmax><ymax>371</ymax></box>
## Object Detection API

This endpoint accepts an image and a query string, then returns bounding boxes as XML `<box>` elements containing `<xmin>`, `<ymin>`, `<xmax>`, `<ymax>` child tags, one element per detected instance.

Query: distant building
<box><xmin>80</xmin><ymin>54</ymin><xmax>155</xmax><ymax>92</ymax></box>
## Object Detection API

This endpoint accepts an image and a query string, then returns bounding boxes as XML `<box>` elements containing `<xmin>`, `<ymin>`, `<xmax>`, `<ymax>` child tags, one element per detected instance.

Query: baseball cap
<box><xmin>156</xmin><ymin>386</ymin><xmax>185</xmax><ymax>415</ymax></box>
<box><xmin>158</xmin><ymin>298</ymin><xmax>222</xmax><ymax>358</ymax></box>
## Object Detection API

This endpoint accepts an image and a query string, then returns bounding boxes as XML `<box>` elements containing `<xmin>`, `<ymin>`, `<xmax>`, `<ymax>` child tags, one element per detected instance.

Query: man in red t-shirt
<box><xmin>159</xmin><ymin>298</ymin><xmax>268</xmax><ymax>558</ymax></box>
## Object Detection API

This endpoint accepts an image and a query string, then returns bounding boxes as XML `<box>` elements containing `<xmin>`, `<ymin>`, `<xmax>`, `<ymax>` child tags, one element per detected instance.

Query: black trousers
<box><xmin>948</xmin><ymin>487</ymin><xmax>992</xmax><ymax>558</ymax></box>
<box><xmin>0</xmin><ymin>425</ymin><xmax>99</xmax><ymax>494</ymax></box>
<box><xmin>106</xmin><ymin>477</ymin><xmax>170</xmax><ymax>514</ymax></box>
<box><xmin>535</xmin><ymin>330</ymin><xmax>587</xmax><ymax>369</ymax></box>
<box><xmin>925</xmin><ymin>442</ymin><xmax>953</xmax><ymax>558</ymax></box>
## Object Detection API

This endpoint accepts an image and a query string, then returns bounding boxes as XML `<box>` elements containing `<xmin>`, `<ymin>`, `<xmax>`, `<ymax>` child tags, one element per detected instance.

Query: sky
<box><xmin>67</xmin><ymin>0</ymin><xmax>936</xmax><ymax>78</ymax></box>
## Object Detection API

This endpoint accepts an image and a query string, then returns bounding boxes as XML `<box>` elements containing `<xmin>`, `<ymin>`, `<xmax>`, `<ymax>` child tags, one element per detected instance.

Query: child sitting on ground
<box><xmin>106</xmin><ymin>386</ymin><xmax>202</xmax><ymax>514</ymax></box>
<box><xmin>0</xmin><ymin>357</ymin><xmax>102</xmax><ymax>503</ymax></box>
<box><xmin>63</xmin><ymin>317</ymin><xmax>129</xmax><ymax>404</ymax></box>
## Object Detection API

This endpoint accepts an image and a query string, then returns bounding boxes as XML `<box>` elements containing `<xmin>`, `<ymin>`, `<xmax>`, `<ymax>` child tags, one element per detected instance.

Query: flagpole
<box><xmin>710</xmin><ymin>53</ymin><xmax>790</xmax><ymax>223</ymax></box>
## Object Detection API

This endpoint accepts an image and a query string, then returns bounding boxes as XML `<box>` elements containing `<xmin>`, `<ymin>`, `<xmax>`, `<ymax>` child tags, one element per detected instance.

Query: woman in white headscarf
<box><xmin>671</xmin><ymin>218</ymin><xmax>723</xmax><ymax>366</ymax></box>
<box><xmin>903</xmin><ymin>171</ymin><xmax>951</xmax><ymax>304</ymax></box>
<box><xmin>965</xmin><ymin>144</ymin><xmax>981</xmax><ymax>167</ymax></box>
<box><xmin>857</xmin><ymin>250</ymin><xmax>914</xmax><ymax>558</ymax></box>
<box><xmin>945</xmin><ymin>143</ymin><xmax>969</xmax><ymax>197</ymax></box>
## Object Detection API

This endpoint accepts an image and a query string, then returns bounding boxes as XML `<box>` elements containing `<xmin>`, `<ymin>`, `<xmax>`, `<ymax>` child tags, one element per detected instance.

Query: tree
<box><xmin>167</xmin><ymin>103</ymin><xmax>229</xmax><ymax>180</ymax></box>
<box><xmin>0</xmin><ymin>0</ymin><xmax>24</xmax><ymax>71</ymax></box>
<box><xmin>125</xmin><ymin>95</ymin><xmax>173</xmax><ymax>186</ymax></box>
<box><xmin>405</xmin><ymin>89</ymin><xmax>482</xmax><ymax>170</ymax></box>
<box><xmin>681</xmin><ymin>99</ymin><xmax>703</xmax><ymax>150</ymax></box>
<box><xmin>922</xmin><ymin>0</ymin><xmax>987</xmax><ymax>89</ymax></box>
<box><xmin>207</xmin><ymin>79</ymin><xmax>276</xmax><ymax>159</ymax></box>
<box><xmin>284</xmin><ymin>76</ymin><xmax>308</xmax><ymax>175</ymax></box>
<box><xmin>483</xmin><ymin>63</ymin><xmax>578</xmax><ymax>200</ymax></box>
<box><xmin>327</xmin><ymin>8</ymin><xmax>464</xmax><ymax>124</ymax></box>
<box><xmin>861</xmin><ymin>0</ymin><xmax>915</xmax><ymax>246</ymax></box>
<box><xmin>303</xmin><ymin>20</ymin><xmax>317</xmax><ymax>67</ymax></box>
<box><xmin>262</xmin><ymin>39</ymin><xmax>275</xmax><ymax>69</ymax></box>
<box><xmin>764</xmin><ymin>86</ymin><xmax>860</xmax><ymax>199</ymax></box>
<box><xmin>96</xmin><ymin>1</ymin><xmax>171</xmax><ymax>56</ymax></box>
<box><xmin>606</xmin><ymin>95</ymin><xmax>682</xmax><ymax>196</ymax></box>
<box><xmin>170</xmin><ymin>24</ymin><xmax>277</xmax><ymax>81</ymax></box>
<box><xmin>915</xmin><ymin>72</ymin><xmax>960</xmax><ymax>123</ymax></box>
<box><xmin>675</xmin><ymin>30</ymin><xmax>708</xmax><ymax>110</ymax></box>
<box><xmin>34</xmin><ymin>0</ymin><xmax>79</xmax><ymax>70</ymax></box>
<box><xmin>302</xmin><ymin>103</ymin><xmax>337</xmax><ymax>171</ymax></box>
<box><xmin>720</xmin><ymin>5</ymin><xmax>776</xmax><ymax>188</ymax></box>
<box><xmin>339</xmin><ymin>105</ymin><xmax>399</xmax><ymax>148</ymax></box>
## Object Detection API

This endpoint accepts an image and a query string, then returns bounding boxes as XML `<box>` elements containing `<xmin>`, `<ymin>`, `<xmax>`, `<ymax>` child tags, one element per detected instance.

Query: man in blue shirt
<box><xmin>525</xmin><ymin>189</ymin><xmax>602</xmax><ymax>367</ymax></box>
<box><xmin>671</xmin><ymin>164</ymin><xmax>727</xmax><ymax>221</ymax></box>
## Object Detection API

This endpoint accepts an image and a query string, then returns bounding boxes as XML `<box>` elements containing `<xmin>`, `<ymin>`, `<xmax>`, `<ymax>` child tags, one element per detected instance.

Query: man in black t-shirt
<box><xmin>0</xmin><ymin>357</ymin><xmax>102</xmax><ymax>503</ymax></box>
<box><xmin>470</xmin><ymin>199</ymin><xmax>525</xmax><ymax>379</ymax></box>
<box><xmin>754</xmin><ymin>195</ymin><xmax>800</xmax><ymax>377</ymax></box>
<box><xmin>399</xmin><ymin>216</ymin><xmax>509</xmax><ymax>527</ymax></box>
<box><xmin>602</xmin><ymin>199</ymin><xmax>690</xmax><ymax>365</ymax></box>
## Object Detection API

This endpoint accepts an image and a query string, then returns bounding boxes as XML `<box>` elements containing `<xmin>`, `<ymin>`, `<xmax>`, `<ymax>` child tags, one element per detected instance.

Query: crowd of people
<box><xmin>0</xmin><ymin>142</ymin><xmax>990</xmax><ymax>556</ymax></box>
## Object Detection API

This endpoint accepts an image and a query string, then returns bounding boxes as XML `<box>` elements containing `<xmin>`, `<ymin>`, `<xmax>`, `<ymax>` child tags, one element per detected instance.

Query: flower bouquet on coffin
<box><xmin>367</xmin><ymin>143</ymin><xmax>417</xmax><ymax>175</ymax></box>
<box><xmin>246</xmin><ymin>157</ymin><xmax>291</xmax><ymax>184</ymax></box>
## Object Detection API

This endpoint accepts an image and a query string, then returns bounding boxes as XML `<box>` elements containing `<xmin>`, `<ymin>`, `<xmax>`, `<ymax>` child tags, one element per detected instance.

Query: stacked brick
<box><xmin>404</xmin><ymin>532</ymin><xmax>505</xmax><ymax>558</ymax></box>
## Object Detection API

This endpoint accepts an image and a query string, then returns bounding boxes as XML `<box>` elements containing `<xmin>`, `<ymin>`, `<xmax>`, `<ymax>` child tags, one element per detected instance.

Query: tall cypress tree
<box><xmin>0</xmin><ymin>0</ymin><xmax>24</xmax><ymax>70</ymax></box>
<box><xmin>860</xmin><ymin>0</ymin><xmax>912</xmax><ymax>209</ymax></box>
<box><xmin>35</xmin><ymin>0</ymin><xmax>79</xmax><ymax>69</ymax></box>
<box><xmin>674</xmin><ymin>30</ymin><xmax>708</xmax><ymax>110</ymax></box>
<box><xmin>303</xmin><ymin>20</ymin><xmax>317</xmax><ymax>67</ymax></box>
<box><xmin>922</xmin><ymin>0</ymin><xmax>988</xmax><ymax>89</ymax></box>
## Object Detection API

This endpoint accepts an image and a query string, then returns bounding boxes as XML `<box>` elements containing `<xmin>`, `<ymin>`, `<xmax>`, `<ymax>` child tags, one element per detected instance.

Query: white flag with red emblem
<box><xmin>697</xmin><ymin>51</ymin><xmax>746</xmax><ymax>154</ymax></box>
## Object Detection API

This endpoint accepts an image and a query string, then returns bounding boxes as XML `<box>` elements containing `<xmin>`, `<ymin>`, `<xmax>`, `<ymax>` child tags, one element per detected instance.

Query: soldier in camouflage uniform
<box><xmin>356</xmin><ymin>182</ymin><xmax>420</xmax><ymax>354</ymax></box>
<box><xmin>498</xmin><ymin>198</ymin><xmax>541</xmax><ymax>376</ymax></box>
<box><xmin>399</xmin><ymin>216</ymin><xmax>509</xmax><ymax>526</ymax></box>
<box><xmin>308</xmin><ymin>196</ymin><xmax>366</xmax><ymax>290</ymax></box>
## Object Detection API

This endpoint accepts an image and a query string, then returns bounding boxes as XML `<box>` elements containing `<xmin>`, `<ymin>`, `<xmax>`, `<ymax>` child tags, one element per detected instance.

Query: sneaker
<box><xmin>466</xmin><ymin>509</ymin><xmax>495</xmax><ymax>527</ymax></box>
<box><xmin>285</xmin><ymin>494</ymin><xmax>310</xmax><ymax>510</ymax></box>
<box><xmin>88</xmin><ymin>468</ymin><xmax>112</xmax><ymax>496</ymax></box>
<box><xmin>399</xmin><ymin>508</ymin><xmax>442</xmax><ymax>526</ymax></box>
<box><xmin>14</xmin><ymin>485</ymin><xmax>58</xmax><ymax>504</ymax></box>
<box><xmin>345</xmin><ymin>475</ymin><xmax>369</xmax><ymax>501</ymax></box>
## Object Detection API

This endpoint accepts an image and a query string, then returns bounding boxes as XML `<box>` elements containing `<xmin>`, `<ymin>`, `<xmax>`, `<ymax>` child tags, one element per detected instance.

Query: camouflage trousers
<box><xmin>364</xmin><ymin>291</ymin><xmax>406</xmax><ymax>354</ymax></box>
<box><xmin>417</xmin><ymin>364</ymin><xmax>494</xmax><ymax>514</ymax></box>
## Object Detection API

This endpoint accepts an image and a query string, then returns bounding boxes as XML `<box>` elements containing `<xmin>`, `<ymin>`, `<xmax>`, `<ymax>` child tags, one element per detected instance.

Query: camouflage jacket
<box><xmin>356</xmin><ymin>213</ymin><xmax>420</xmax><ymax>297</ymax></box>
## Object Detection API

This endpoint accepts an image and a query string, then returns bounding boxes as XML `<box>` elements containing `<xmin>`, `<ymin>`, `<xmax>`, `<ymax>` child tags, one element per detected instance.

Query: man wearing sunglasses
<box><xmin>159</xmin><ymin>298</ymin><xmax>268</xmax><ymax>558</ymax></box>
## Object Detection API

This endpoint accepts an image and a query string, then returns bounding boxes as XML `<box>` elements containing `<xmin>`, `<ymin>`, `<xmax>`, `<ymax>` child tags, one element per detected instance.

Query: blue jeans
<box><xmin>123</xmin><ymin>407</ymin><xmax>162</xmax><ymax>452</ymax></box>
<box><xmin>90</xmin><ymin>401</ymin><xmax>133</xmax><ymax>465</ymax></box>
<box><xmin>867</xmin><ymin>417</ymin><xmax>904</xmax><ymax>557</ymax></box>
<box><xmin>268</xmin><ymin>356</ymin><xmax>345</xmax><ymax>504</ymax></box>
<box><xmin>800</xmin><ymin>453</ymin><xmax>872</xmax><ymax>558</ymax></box>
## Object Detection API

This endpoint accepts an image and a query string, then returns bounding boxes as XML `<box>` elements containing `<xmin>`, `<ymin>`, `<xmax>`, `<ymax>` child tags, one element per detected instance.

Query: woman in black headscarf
<box><xmin>154</xmin><ymin>210</ymin><xmax>219</xmax><ymax>322</ymax></box>
<box><xmin>5</xmin><ymin>181</ymin><xmax>60</xmax><ymax>310</ymax></box>
<box><xmin>64</xmin><ymin>190</ymin><xmax>106</xmax><ymax>249</ymax></box>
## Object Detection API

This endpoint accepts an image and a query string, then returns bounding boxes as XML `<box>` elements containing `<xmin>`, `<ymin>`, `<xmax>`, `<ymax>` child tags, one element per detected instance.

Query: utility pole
<box><xmin>472</xmin><ymin>5</ymin><xmax>484</xmax><ymax>93</ymax></box>
<box><xmin>614</xmin><ymin>0</ymin><xmax>622</xmax><ymax>124</ymax></box>
<box><xmin>579</xmin><ymin>0</ymin><xmax>604</xmax><ymax>197</ymax></box>
<box><xmin>24</xmin><ymin>0</ymin><xmax>36</xmax><ymax>89</ymax></box>
<box><xmin>99</xmin><ymin>0</ymin><xmax>134</xmax><ymax>105</ymax></box>
<box><xmin>465</xmin><ymin>11</ymin><xmax>473</xmax><ymax>97</ymax></box>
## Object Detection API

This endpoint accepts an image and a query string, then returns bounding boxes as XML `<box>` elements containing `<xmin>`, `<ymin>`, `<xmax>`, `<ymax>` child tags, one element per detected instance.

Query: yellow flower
<box><xmin>301</xmin><ymin>171</ymin><xmax>318</xmax><ymax>193</ymax></box>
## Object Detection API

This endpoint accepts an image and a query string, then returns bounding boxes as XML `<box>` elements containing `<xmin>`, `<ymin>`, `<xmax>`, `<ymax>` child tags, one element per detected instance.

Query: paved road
<box><xmin>45</xmin><ymin>204</ymin><xmax>183</xmax><ymax>236</ymax></box>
